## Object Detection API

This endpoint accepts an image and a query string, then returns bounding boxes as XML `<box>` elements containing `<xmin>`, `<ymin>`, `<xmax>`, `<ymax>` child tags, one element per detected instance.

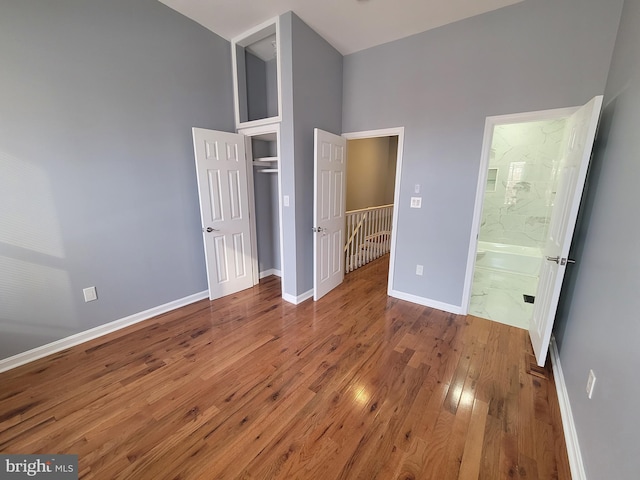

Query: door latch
<box><xmin>546</xmin><ymin>256</ymin><xmax>575</xmax><ymax>266</ymax></box>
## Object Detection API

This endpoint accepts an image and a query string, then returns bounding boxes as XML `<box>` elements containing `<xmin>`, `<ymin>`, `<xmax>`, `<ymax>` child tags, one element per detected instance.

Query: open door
<box><xmin>313</xmin><ymin>128</ymin><xmax>347</xmax><ymax>301</ymax></box>
<box><xmin>192</xmin><ymin>128</ymin><xmax>254</xmax><ymax>300</ymax></box>
<box><xmin>530</xmin><ymin>96</ymin><xmax>603</xmax><ymax>366</ymax></box>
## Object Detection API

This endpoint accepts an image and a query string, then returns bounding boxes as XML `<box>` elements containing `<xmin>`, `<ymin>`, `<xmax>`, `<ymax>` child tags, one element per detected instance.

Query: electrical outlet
<box><xmin>83</xmin><ymin>286</ymin><xmax>98</xmax><ymax>303</ymax></box>
<box><xmin>283</xmin><ymin>195</ymin><xmax>290</xmax><ymax>207</ymax></box>
<box><xmin>416</xmin><ymin>264</ymin><xmax>423</xmax><ymax>276</ymax></box>
<box><xmin>586</xmin><ymin>369</ymin><xmax>596</xmax><ymax>399</ymax></box>
<box><xmin>414</xmin><ymin>184</ymin><xmax>421</xmax><ymax>194</ymax></box>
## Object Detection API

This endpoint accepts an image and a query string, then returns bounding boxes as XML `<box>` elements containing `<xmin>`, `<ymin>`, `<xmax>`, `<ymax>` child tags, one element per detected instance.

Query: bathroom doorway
<box><xmin>466</xmin><ymin>113</ymin><xmax>573</xmax><ymax>329</ymax></box>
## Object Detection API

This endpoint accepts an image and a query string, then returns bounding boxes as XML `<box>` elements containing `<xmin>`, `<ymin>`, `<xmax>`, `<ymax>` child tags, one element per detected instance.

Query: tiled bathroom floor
<box><xmin>469</xmin><ymin>267</ymin><xmax>539</xmax><ymax>330</ymax></box>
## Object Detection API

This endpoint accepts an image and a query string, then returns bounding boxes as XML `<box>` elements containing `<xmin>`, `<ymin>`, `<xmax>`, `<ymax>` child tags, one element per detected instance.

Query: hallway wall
<box><xmin>346</xmin><ymin>137</ymin><xmax>397</xmax><ymax>211</ymax></box>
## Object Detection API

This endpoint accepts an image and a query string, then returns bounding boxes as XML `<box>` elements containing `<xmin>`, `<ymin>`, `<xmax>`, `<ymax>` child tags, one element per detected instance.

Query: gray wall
<box><xmin>553</xmin><ymin>0</ymin><xmax>640</xmax><ymax>477</ymax></box>
<box><xmin>278</xmin><ymin>12</ymin><xmax>343</xmax><ymax>297</ymax></box>
<box><xmin>252</xmin><ymin>139</ymin><xmax>280</xmax><ymax>274</ymax></box>
<box><xmin>254</xmin><ymin>172</ymin><xmax>280</xmax><ymax>274</ymax></box>
<box><xmin>0</xmin><ymin>0</ymin><xmax>234</xmax><ymax>359</ymax></box>
<box><xmin>291</xmin><ymin>14</ymin><xmax>343</xmax><ymax>295</ymax></box>
<box><xmin>245</xmin><ymin>52</ymin><xmax>268</xmax><ymax>121</ymax></box>
<box><xmin>266</xmin><ymin>58</ymin><xmax>279</xmax><ymax>119</ymax></box>
<box><xmin>244</xmin><ymin>53</ymin><xmax>279</xmax><ymax>122</ymax></box>
<box><xmin>277</xmin><ymin>13</ymin><xmax>298</xmax><ymax>298</ymax></box>
<box><xmin>343</xmin><ymin>0</ymin><xmax>623</xmax><ymax>306</ymax></box>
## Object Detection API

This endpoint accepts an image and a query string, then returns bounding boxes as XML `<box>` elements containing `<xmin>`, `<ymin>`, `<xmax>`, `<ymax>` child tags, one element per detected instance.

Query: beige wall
<box><xmin>346</xmin><ymin>136</ymin><xmax>397</xmax><ymax>211</ymax></box>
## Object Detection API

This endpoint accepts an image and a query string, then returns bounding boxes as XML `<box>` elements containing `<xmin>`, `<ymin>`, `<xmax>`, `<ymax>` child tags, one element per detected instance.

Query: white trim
<box><xmin>244</xmin><ymin>133</ymin><xmax>260</xmax><ymax>286</ymax></box>
<box><xmin>549</xmin><ymin>336</ymin><xmax>587</xmax><ymax>480</ymax></box>
<box><xmin>0</xmin><ymin>291</ymin><xmax>209</xmax><ymax>374</ymax></box>
<box><xmin>282</xmin><ymin>289</ymin><xmax>314</xmax><ymax>305</ymax></box>
<box><xmin>342</xmin><ymin>127</ymin><xmax>405</xmax><ymax>297</ymax></box>
<box><xmin>236</xmin><ymin>116</ymin><xmax>283</xmax><ymax>130</ymax></box>
<box><xmin>388</xmin><ymin>289</ymin><xmax>463</xmax><ymax>315</ymax></box>
<box><xmin>461</xmin><ymin>106</ymin><xmax>579</xmax><ymax>314</ymax></box>
<box><xmin>260</xmin><ymin>269</ymin><xmax>282</xmax><ymax>279</ymax></box>
<box><xmin>232</xmin><ymin>17</ymin><xmax>283</xmax><ymax>130</ymax></box>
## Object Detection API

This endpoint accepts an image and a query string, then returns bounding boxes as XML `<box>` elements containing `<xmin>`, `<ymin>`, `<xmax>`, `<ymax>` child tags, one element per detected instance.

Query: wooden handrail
<box><xmin>345</xmin><ymin>204</ymin><xmax>393</xmax><ymax>215</ymax></box>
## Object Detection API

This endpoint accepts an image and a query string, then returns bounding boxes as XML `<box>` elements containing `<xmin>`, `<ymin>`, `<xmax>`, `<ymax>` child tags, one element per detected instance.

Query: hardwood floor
<box><xmin>0</xmin><ymin>257</ymin><xmax>571</xmax><ymax>479</ymax></box>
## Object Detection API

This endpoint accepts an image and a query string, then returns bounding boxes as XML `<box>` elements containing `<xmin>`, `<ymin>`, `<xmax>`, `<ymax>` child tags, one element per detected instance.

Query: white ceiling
<box><xmin>158</xmin><ymin>0</ymin><xmax>523</xmax><ymax>55</ymax></box>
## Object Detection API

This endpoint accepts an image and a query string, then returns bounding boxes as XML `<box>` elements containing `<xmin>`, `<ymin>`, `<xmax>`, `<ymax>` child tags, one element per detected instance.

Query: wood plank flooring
<box><xmin>0</xmin><ymin>257</ymin><xmax>571</xmax><ymax>479</ymax></box>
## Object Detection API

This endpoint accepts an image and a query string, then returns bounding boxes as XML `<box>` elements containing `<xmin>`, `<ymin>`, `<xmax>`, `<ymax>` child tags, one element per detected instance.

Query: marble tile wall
<box><xmin>479</xmin><ymin>119</ymin><xmax>567</xmax><ymax>249</ymax></box>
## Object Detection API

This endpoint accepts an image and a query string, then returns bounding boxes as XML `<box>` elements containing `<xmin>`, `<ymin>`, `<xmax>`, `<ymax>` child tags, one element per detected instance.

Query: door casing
<box><xmin>461</xmin><ymin>106</ymin><xmax>579</xmax><ymax>315</ymax></box>
<box><xmin>342</xmin><ymin>127</ymin><xmax>405</xmax><ymax>296</ymax></box>
<box><xmin>238</xmin><ymin>123</ymin><xmax>285</xmax><ymax>293</ymax></box>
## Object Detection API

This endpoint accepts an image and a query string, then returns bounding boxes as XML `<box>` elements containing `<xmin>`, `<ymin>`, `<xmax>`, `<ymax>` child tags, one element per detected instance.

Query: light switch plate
<box><xmin>410</xmin><ymin>197</ymin><xmax>422</xmax><ymax>208</ymax></box>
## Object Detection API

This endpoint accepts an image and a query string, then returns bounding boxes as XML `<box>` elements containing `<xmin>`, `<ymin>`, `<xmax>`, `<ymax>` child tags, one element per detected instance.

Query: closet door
<box><xmin>193</xmin><ymin>128</ymin><xmax>253</xmax><ymax>300</ymax></box>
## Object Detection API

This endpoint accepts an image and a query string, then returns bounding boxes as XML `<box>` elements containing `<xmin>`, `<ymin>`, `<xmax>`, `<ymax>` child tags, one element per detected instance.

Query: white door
<box><xmin>313</xmin><ymin>129</ymin><xmax>347</xmax><ymax>301</ymax></box>
<box><xmin>192</xmin><ymin>128</ymin><xmax>254</xmax><ymax>300</ymax></box>
<box><xmin>530</xmin><ymin>96</ymin><xmax>603</xmax><ymax>366</ymax></box>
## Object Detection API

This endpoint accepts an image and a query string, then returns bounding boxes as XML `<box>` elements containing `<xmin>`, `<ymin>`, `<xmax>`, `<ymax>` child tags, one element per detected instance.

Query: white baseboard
<box><xmin>0</xmin><ymin>290</ymin><xmax>209</xmax><ymax>374</ymax></box>
<box><xmin>282</xmin><ymin>288</ymin><xmax>314</xmax><ymax>305</ymax></box>
<box><xmin>260</xmin><ymin>269</ymin><xmax>282</xmax><ymax>279</ymax></box>
<box><xmin>388</xmin><ymin>289</ymin><xmax>464</xmax><ymax>315</ymax></box>
<box><xmin>549</xmin><ymin>335</ymin><xmax>586</xmax><ymax>480</ymax></box>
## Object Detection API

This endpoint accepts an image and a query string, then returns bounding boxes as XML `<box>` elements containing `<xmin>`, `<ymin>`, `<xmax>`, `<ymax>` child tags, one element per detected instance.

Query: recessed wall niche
<box><xmin>232</xmin><ymin>19</ymin><xmax>281</xmax><ymax>127</ymax></box>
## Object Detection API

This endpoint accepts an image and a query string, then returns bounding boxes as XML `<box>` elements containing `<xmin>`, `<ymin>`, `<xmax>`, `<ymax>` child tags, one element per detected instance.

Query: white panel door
<box><xmin>192</xmin><ymin>128</ymin><xmax>254</xmax><ymax>300</ymax></box>
<box><xmin>313</xmin><ymin>128</ymin><xmax>347</xmax><ymax>301</ymax></box>
<box><xmin>530</xmin><ymin>96</ymin><xmax>603</xmax><ymax>366</ymax></box>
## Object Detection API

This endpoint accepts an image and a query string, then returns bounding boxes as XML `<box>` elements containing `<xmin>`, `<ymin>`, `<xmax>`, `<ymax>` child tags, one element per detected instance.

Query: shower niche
<box><xmin>232</xmin><ymin>18</ymin><xmax>281</xmax><ymax>128</ymax></box>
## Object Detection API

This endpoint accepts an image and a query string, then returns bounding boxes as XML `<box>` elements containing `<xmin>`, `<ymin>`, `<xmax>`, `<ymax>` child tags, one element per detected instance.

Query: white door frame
<box><xmin>342</xmin><ymin>126</ymin><xmax>405</xmax><ymax>296</ymax></box>
<box><xmin>460</xmin><ymin>106</ymin><xmax>579</xmax><ymax>314</ymax></box>
<box><xmin>237</xmin><ymin>122</ymin><xmax>286</xmax><ymax>295</ymax></box>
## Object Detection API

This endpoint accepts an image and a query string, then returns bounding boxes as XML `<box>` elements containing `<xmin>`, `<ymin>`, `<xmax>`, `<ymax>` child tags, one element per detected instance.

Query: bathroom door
<box><xmin>529</xmin><ymin>96</ymin><xmax>603</xmax><ymax>366</ymax></box>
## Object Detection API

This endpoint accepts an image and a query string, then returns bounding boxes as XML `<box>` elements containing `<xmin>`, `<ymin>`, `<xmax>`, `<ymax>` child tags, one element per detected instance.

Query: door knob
<box><xmin>546</xmin><ymin>256</ymin><xmax>560</xmax><ymax>264</ymax></box>
<box><xmin>203</xmin><ymin>227</ymin><xmax>219</xmax><ymax>233</ymax></box>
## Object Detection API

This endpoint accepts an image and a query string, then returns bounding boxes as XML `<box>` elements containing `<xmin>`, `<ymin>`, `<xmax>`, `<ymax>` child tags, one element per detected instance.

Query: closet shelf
<box><xmin>254</xmin><ymin>156</ymin><xmax>278</xmax><ymax>163</ymax></box>
<box><xmin>257</xmin><ymin>168</ymin><xmax>278</xmax><ymax>174</ymax></box>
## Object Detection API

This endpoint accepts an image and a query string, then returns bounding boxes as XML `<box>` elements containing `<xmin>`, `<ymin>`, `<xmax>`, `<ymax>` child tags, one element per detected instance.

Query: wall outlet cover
<box><xmin>83</xmin><ymin>286</ymin><xmax>98</xmax><ymax>303</ymax></box>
